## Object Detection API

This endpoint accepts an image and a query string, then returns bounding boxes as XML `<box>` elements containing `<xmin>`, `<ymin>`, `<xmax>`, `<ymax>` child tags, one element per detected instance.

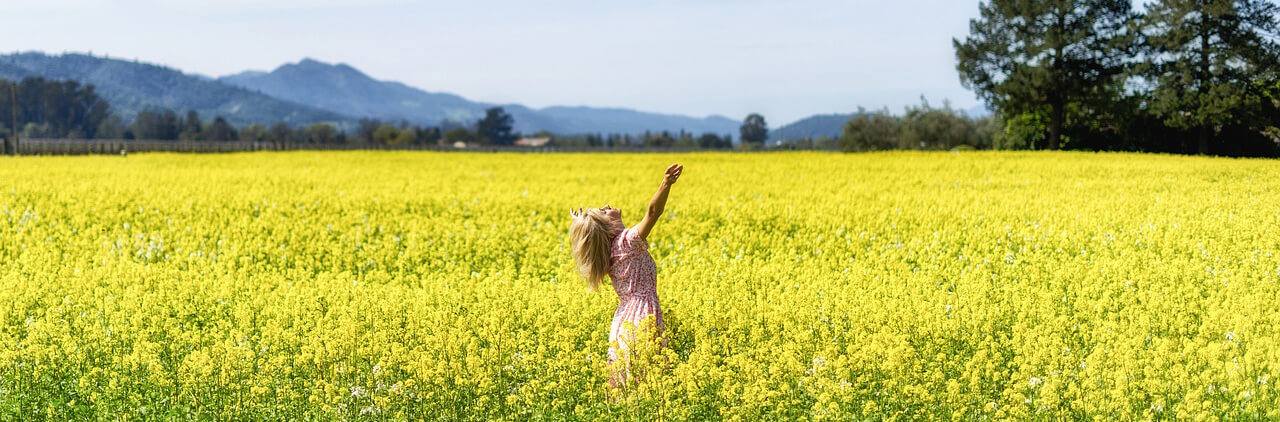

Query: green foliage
<box><xmin>739</xmin><ymin>113</ymin><xmax>768</xmax><ymax>146</ymax></box>
<box><xmin>997</xmin><ymin>110</ymin><xmax>1049</xmax><ymax>150</ymax></box>
<box><xmin>267</xmin><ymin>122</ymin><xmax>296</xmax><ymax>144</ymax></box>
<box><xmin>839</xmin><ymin>109</ymin><xmax>900</xmax><ymax>152</ymax></box>
<box><xmin>130</xmin><ymin>109</ymin><xmax>181</xmax><ymax>140</ymax></box>
<box><xmin>900</xmin><ymin>100</ymin><xmax>981</xmax><ymax>150</ymax></box>
<box><xmin>94</xmin><ymin>115</ymin><xmax>126</xmax><ymax>139</ymax></box>
<box><xmin>642</xmin><ymin>131</ymin><xmax>676</xmax><ymax>148</ymax></box>
<box><xmin>775</xmin><ymin>136</ymin><xmax>839</xmax><ymax>150</ymax></box>
<box><xmin>696</xmin><ymin>133</ymin><xmax>732</xmax><ymax>149</ymax></box>
<box><xmin>303</xmin><ymin>123</ymin><xmax>340</xmax><ymax>144</ymax></box>
<box><xmin>390</xmin><ymin>128</ymin><xmax>416</xmax><ymax>146</ymax></box>
<box><xmin>0</xmin><ymin>77</ymin><xmax>110</xmax><ymax>139</ymax></box>
<box><xmin>238</xmin><ymin>124</ymin><xmax>267</xmax><ymax>142</ymax></box>
<box><xmin>954</xmin><ymin>0</ymin><xmax>1133</xmax><ymax>150</ymax></box>
<box><xmin>180</xmin><ymin>110</ymin><xmax>203</xmax><ymax>140</ymax></box>
<box><xmin>972</xmin><ymin>115</ymin><xmax>1002</xmax><ymax>150</ymax></box>
<box><xmin>443</xmin><ymin>127</ymin><xmax>476</xmax><ymax>145</ymax></box>
<box><xmin>21</xmin><ymin>122</ymin><xmax>56</xmax><ymax>139</ymax></box>
<box><xmin>353</xmin><ymin>118</ymin><xmax>381</xmax><ymax>145</ymax></box>
<box><xmin>475</xmin><ymin>107</ymin><xmax>516</xmax><ymax>146</ymax></box>
<box><xmin>1139</xmin><ymin>0</ymin><xmax>1280</xmax><ymax>154</ymax></box>
<box><xmin>205</xmin><ymin>117</ymin><xmax>237</xmax><ymax>142</ymax></box>
<box><xmin>372</xmin><ymin>125</ymin><xmax>400</xmax><ymax>146</ymax></box>
<box><xmin>839</xmin><ymin>101</ymin><xmax>997</xmax><ymax>152</ymax></box>
<box><xmin>416</xmin><ymin>126</ymin><xmax>442</xmax><ymax>146</ymax></box>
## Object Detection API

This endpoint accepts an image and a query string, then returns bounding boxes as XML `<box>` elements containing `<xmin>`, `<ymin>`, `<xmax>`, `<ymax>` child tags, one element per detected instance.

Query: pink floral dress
<box><xmin>607</xmin><ymin>225</ymin><xmax>667</xmax><ymax>382</ymax></box>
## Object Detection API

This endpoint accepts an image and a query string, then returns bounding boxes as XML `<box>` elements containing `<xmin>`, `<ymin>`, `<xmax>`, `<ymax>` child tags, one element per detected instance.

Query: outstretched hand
<box><xmin>663</xmin><ymin>163</ymin><xmax>684</xmax><ymax>185</ymax></box>
<box><xmin>638</xmin><ymin>164</ymin><xmax>682</xmax><ymax>241</ymax></box>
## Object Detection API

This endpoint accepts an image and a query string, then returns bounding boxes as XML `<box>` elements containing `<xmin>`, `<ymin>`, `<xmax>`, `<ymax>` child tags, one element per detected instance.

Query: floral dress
<box><xmin>607</xmin><ymin>225</ymin><xmax>667</xmax><ymax>384</ymax></box>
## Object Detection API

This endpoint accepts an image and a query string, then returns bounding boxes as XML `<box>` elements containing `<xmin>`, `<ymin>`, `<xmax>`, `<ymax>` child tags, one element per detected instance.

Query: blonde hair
<box><xmin>569</xmin><ymin>208</ymin><xmax>616</xmax><ymax>292</ymax></box>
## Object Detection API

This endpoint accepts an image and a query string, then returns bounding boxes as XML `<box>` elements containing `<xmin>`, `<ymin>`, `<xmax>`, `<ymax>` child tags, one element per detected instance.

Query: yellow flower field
<box><xmin>1</xmin><ymin>151</ymin><xmax>1278</xmax><ymax>420</ymax></box>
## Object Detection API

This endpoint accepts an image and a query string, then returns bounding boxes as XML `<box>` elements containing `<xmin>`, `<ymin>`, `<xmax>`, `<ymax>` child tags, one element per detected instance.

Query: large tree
<box><xmin>739</xmin><ymin>113</ymin><xmax>768</xmax><ymax>147</ymax></box>
<box><xmin>304</xmin><ymin>123</ymin><xmax>340</xmax><ymax>144</ymax></box>
<box><xmin>180</xmin><ymin>110</ymin><xmax>203</xmax><ymax>141</ymax></box>
<box><xmin>205</xmin><ymin>117</ymin><xmax>237</xmax><ymax>142</ymax></box>
<box><xmin>1140</xmin><ymin>0</ymin><xmax>1280</xmax><ymax>154</ymax></box>
<box><xmin>0</xmin><ymin>77</ymin><xmax>110</xmax><ymax>141</ymax></box>
<box><xmin>839</xmin><ymin>109</ymin><xmax>900</xmax><ymax>152</ymax></box>
<box><xmin>475</xmin><ymin>107</ymin><xmax>516</xmax><ymax>145</ymax></box>
<box><xmin>954</xmin><ymin>0</ymin><xmax>1133</xmax><ymax>150</ymax></box>
<box><xmin>131</xmin><ymin>109</ymin><xmax>181</xmax><ymax>140</ymax></box>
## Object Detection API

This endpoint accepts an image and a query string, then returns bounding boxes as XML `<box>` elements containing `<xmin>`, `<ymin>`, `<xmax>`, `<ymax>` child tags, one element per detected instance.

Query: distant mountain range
<box><xmin>218</xmin><ymin>58</ymin><xmax>740</xmax><ymax>135</ymax></box>
<box><xmin>0</xmin><ymin>51</ymin><xmax>985</xmax><ymax>138</ymax></box>
<box><xmin>219</xmin><ymin>59</ymin><xmax>487</xmax><ymax>126</ymax></box>
<box><xmin>0</xmin><ymin>52</ymin><xmax>740</xmax><ymax>135</ymax></box>
<box><xmin>0</xmin><ymin>52</ymin><xmax>344</xmax><ymax>126</ymax></box>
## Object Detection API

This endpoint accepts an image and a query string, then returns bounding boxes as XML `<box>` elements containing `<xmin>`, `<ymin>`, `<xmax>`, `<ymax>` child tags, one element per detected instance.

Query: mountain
<box><xmin>769</xmin><ymin>113</ymin><xmax>857</xmax><ymax>144</ymax></box>
<box><xmin>220</xmin><ymin>58</ymin><xmax>740</xmax><ymax>135</ymax></box>
<box><xmin>220</xmin><ymin>59</ymin><xmax>481</xmax><ymax>125</ymax></box>
<box><xmin>0</xmin><ymin>52</ymin><xmax>347</xmax><ymax>126</ymax></box>
<box><xmin>1</xmin><ymin>52</ymin><xmax>740</xmax><ymax>134</ymax></box>
<box><xmin>535</xmin><ymin>106</ymin><xmax>738</xmax><ymax>135</ymax></box>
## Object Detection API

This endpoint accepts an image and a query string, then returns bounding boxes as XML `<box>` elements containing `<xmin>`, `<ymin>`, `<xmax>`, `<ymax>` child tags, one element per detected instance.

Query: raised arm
<box><xmin>634</xmin><ymin>163</ymin><xmax>683</xmax><ymax>242</ymax></box>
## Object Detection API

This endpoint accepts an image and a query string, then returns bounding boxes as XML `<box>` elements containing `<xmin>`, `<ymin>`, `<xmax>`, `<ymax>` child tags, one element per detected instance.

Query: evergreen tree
<box><xmin>158</xmin><ymin>110</ymin><xmax>181</xmax><ymax>140</ymax></box>
<box><xmin>267</xmin><ymin>122</ymin><xmax>294</xmax><ymax>145</ymax></box>
<box><xmin>205</xmin><ymin>117</ymin><xmax>237</xmax><ymax>141</ymax></box>
<box><xmin>304</xmin><ymin>123</ymin><xmax>340</xmax><ymax>144</ymax></box>
<box><xmin>131</xmin><ymin>110</ymin><xmax>165</xmax><ymax>140</ymax></box>
<box><xmin>416</xmin><ymin>126</ymin><xmax>442</xmax><ymax>146</ymax></box>
<box><xmin>1140</xmin><ymin>0</ymin><xmax>1280</xmax><ymax>154</ymax></box>
<box><xmin>0</xmin><ymin>77</ymin><xmax>110</xmax><ymax>139</ymax></box>
<box><xmin>954</xmin><ymin>0</ymin><xmax>1134</xmax><ymax>149</ymax></box>
<box><xmin>94</xmin><ymin>115</ymin><xmax>127</xmax><ymax>139</ymax></box>
<box><xmin>238</xmin><ymin>124</ymin><xmax>268</xmax><ymax>142</ymax></box>
<box><xmin>475</xmin><ymin>107</ymin><xmax>516</xmax><ymax>145</ymax></box>
<box><xmin>180</xmin><ymin>110</ymin><xmax>203</xmax><ymax>140</ymax></box>
<box><xmin>355</xmin><ymin>119</ymin><xmax>382</xmax><ymax>145</ymax></box>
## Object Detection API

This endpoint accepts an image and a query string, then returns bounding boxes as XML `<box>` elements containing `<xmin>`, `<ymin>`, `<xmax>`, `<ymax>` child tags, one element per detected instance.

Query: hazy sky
<box><xmin>0</xmin><ymin>0</ymin><xmax>985</xmax><ymax>125</ymax></box>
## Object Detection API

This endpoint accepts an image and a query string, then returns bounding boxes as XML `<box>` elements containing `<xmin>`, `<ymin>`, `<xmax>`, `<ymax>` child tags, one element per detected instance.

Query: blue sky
<box><xmin>0</xmin><ymin>0</ymin><xmax>985</xmax><ymax>125</ymax></box>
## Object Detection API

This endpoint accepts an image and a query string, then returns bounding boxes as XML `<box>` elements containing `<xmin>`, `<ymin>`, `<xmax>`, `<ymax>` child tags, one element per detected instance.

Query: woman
<box><xmin>568</xmin><ymin>163</ymin><xmax>683</xmax><ymax>390</ymax></box>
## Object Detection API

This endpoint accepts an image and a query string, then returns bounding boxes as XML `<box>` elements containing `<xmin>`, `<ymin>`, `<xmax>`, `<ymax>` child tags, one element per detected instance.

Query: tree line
<box><xmin>781</xmin><ymin>0</ymin><xmax>1278</xmax><ymax>156</ymax></box>
<box><xmin>0</xmin><ymin>77</ymin><xmax>109</xmax><ymax>140</ymax></box>
<box><xmin>952</xmin><ymin>0</ymin><xmax>1280</xmax><ymax>156</ymax></box>
<box><xmin>15</xmin><ymin>0</ymin><xmax>1276</xmax><ymax>158</ymax></box>
<box><xmin>0</xmin><ymin>77</ymin><xmax>770</xmax><ymax>151</ymax></box>
<box><xmin>541</xmin><ymin>130</ymin><xmax>736</xmax><ymax>149</ymax></box>
<box><xmin>0</xmin><ymin>80</ymin><xmax>528</xmax><ymax>147</ymax></box>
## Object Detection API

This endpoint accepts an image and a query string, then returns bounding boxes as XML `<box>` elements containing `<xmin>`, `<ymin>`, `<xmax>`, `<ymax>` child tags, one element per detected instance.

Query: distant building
<box><xmin>514</xmin><ymin>137</ymin><xmax>551</xmax><ymax>147</ymax></box>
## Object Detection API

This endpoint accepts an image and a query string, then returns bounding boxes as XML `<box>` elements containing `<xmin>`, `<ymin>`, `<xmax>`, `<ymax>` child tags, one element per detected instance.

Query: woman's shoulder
<box><xmin>621</xmin><ymin>225</ymin><xmax>648</xmax><ymax>250</ymax></box>
<box><xmin>611</xmin><ymin>226</ymin><xmax>648</xmax><ymax>254</ymax></box>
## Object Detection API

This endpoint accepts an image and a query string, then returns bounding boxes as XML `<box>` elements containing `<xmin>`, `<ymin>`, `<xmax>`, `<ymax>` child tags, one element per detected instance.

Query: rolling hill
<box><xmin>218</xmin><ymin>58</ymin><xmax>740</xmax><ymax>135</ymax></box>
<box><xmin>1</xmin><ymin>52</ymin><xmax>753</xmax><ymax>135</ymax></box>
<box><xmin>0</xmin><ymin>52</ymin><xmax>347</xmax><ymax>126</ymax></box>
